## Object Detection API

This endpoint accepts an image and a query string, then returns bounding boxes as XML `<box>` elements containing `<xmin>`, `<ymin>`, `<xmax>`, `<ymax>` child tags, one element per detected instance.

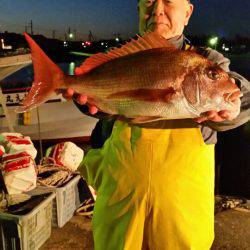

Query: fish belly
<box><xmin>96</xmin><ymin>98</ymin><xmax>198</xmax><ymax>119</ymax></box>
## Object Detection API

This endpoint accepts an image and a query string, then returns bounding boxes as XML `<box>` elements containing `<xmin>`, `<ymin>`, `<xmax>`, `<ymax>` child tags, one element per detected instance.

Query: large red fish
<box><xmin>17</xmin><ymin>32</ymin><xmax>241</xmax><ymax>123</ymax></box>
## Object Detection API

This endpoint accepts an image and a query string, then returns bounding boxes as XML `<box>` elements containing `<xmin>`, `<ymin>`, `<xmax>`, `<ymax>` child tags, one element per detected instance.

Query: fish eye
<box><xmin>207</xmin><ymin>69</ymin><xmax>220</xmax><ymax>80</ymax></box>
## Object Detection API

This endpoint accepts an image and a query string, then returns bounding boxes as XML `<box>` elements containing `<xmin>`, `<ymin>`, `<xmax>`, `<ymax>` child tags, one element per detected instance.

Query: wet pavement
<box><xmin>41</xmin><ymin>208</ymin><xmax>250</xmax><ymax>250</ymax></box>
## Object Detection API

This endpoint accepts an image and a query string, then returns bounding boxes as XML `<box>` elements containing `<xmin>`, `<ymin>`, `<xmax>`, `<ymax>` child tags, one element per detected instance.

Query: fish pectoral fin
<box><xmin>131</xmin><ymin>116</ymin><xmax>165</xmax><ymax>124</ymax></box>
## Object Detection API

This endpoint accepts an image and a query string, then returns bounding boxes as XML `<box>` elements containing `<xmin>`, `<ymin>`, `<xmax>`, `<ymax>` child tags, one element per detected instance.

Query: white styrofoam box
<box><xmin>0</xmin><ymin>192</ymin><xmax>55</xmax><ymax>250</ymax></box>
<box><xmin>1</xmin><ymin>152</ymin><xmax>37</xmax><ymax>194</ymax></box>
<box><xmin>46</xmin><ymin>141</ymin><xmax>84</xmax><ymax>171</ymax></box>
<box><xmin>0</xmin><ymin>133</ymin><xmax>37</xmax><ymax>160</ymax></box>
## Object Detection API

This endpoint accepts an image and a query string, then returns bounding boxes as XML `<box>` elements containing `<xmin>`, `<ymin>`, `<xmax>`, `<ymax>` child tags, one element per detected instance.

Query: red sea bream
<box><xmin>17</xmin><ymin>32</ymin><xmax>242</xmax><ymax>123</ymax></box>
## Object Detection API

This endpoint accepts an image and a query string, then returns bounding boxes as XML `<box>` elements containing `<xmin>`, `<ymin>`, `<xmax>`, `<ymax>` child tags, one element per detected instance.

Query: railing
<box><xmin>0</xmin><ymin>53</ymin><xmax>31</xmax><ymax>68</ymax></box>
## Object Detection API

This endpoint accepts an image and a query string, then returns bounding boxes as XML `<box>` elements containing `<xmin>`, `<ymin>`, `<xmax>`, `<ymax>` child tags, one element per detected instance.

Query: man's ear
<box><xmin>185</xmin><ymin>3</ymin><xmax>194</xmax><ymax>26</ymax></box>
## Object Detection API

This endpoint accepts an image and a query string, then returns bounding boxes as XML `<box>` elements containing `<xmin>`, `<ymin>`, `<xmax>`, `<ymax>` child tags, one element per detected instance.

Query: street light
<box><xmin>69</xmin><ymin>33</ymin><xmax>74</xmax><ymax>39</ymax></box>
<box><xmin>209</xmin><ymin>36</ymin><xmax>219</xmax><ymax>49</ymax></box>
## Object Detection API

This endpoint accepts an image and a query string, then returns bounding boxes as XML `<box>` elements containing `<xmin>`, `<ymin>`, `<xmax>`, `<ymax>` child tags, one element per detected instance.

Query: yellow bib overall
<box><xmin>79</xmin><ymin>120</ymin><xmax>215</xmax><ymax>250</ymax></box>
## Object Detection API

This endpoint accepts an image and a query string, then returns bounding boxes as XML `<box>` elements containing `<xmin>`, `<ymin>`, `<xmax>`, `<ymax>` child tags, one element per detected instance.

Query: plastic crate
<box><xmin>35</xmin><ymin>175</ymin><xmax>83</xmax><ymax>228</ymax></box>
<box><xmin>0</xmin><ymin>192</ymin><xmax>55</xmax><ymax>250</ymax></box>
<box><xmin>51</xmin><ymin>175</ymin><xmax>82</xmax><ymax>228</ymax></box>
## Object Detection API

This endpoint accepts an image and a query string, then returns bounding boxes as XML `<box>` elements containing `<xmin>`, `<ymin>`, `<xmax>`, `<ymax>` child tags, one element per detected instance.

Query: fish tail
<box><xmin>16</xmin><ymin>33</ymin><xmax>65</xmax><ymax>113</ymax></box>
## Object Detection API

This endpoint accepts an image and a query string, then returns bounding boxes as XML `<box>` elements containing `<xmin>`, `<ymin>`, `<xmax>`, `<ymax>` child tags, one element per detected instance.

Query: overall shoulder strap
<box><xmin>182</xmin><ymin>37</ymin><xmax>194</xmax><ymax>51</ymax></box>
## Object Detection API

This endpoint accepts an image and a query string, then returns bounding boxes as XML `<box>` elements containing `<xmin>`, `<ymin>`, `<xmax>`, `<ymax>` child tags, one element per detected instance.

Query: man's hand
<box><xmin>62</xmin><ymin>88</ymin><xmax>98</xmax><ymax>115</ymax></box>
<box><xmin>195</xmin><ymin>110</ymin><xmax>232</xmax><ymax>123</ymax></box>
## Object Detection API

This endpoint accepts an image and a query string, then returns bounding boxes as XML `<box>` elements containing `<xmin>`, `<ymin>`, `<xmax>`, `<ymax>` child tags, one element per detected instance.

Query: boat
<box><xmin>0</xmin><ymin>54</ymin><xmax>97</xmax><ymax>142</ymax></box>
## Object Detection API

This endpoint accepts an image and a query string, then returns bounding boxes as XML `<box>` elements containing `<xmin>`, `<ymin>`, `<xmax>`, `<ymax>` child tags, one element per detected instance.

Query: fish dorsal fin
<box><xmin>74</xmin><ymin>32</ymin><xmax>175</xmax><ymax>75</ymax></box>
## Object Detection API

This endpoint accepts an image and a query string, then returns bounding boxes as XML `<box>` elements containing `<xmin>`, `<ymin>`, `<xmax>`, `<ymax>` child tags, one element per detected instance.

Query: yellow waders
<box><xmin>79</xmin><ymin>120</ymin><xmax>215</xmax><ymax>250</ymax></box>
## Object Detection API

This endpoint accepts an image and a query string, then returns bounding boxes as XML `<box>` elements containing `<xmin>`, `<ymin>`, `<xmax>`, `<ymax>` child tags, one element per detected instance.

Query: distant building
<box><xmin>0</xmin><ymin>38</ymin><xmax>12</xmax><ymax>50</ymax></box>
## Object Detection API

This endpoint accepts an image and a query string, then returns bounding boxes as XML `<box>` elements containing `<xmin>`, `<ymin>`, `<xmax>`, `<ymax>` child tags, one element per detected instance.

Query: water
<box><xmin>0</xmin><ymin>60</ymin><xmax>83</xmax><ymax>89</ymax></box>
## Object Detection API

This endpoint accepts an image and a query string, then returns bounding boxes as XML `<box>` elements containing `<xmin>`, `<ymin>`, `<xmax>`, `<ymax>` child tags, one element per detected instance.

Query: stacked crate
<box><xmin>0</xmin><ymin>193</ymin><xmax>55</xmax><ymax>250</ymax></box>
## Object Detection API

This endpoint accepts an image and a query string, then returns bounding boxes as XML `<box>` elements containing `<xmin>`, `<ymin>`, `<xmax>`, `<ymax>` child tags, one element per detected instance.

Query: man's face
<box><xmin>138</xmin><ymin>0</ymin><xmax>193</xmax><ymax>39</ymax></box>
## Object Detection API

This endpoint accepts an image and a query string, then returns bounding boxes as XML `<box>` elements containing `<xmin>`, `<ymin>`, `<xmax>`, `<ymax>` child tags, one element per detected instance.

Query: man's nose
<box><xmin>153</xmin><ymin>0</ymin><xmax>165</xmax><ymax>16</ymax></box>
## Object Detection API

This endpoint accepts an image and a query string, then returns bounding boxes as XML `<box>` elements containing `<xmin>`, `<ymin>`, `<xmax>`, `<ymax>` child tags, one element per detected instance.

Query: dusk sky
<box><xmin>1</xmin><ymin>0</ymin><xmax>250</xmax><ymax>40</ymax></box>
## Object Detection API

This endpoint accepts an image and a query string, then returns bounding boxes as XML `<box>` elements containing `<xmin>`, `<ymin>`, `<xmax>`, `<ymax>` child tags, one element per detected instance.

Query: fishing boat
<box><xmin>0</xmin><ymin>54</ymin><xmax>97</xmax><ymax>142</ymax></box>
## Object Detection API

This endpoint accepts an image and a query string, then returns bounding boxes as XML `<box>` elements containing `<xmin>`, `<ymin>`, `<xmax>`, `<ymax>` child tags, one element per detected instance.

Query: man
<box><xmin>64</xmin><ymin>0</ymin><xmax>250</xmax><ymax>249</ymax></box>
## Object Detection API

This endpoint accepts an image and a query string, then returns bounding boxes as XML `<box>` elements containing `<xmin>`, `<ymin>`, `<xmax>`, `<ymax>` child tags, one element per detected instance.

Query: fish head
<box><xmin>182</xmin><ymin>63</ymin><xmax>242</xmax><ymax>117</ymax></box>
<box><xmin>198</xmin><ymin>65</ymin><xmax>242</xmax><ymax>106</ymax></box>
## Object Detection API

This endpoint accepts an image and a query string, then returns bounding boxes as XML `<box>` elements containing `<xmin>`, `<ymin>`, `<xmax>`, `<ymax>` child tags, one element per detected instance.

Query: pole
<box><xmin>0</xmin><ymin>87</ymin><xmax>14</xmax><ymax>132</ymax></box>
<box><xmin>52</xmin><ymin>30</ymin><xmax>56</xmax><ymax>39</ymax></box>
<box><xmin>30</xmin><ymin>20</ymin><xmax>33</xmax><ymax>35</ymax></box>
<box><xmin>36</xmin><ymin>107</ymin><xmax>43</xmax><ymax>160</ymax></box>
<box><xmin>74</xmin><ymin>30</ymin><xmax>77</xmax><ymax>41</ymax></box>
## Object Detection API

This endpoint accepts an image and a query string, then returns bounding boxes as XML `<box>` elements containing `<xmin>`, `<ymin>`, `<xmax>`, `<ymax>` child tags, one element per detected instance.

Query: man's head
<box><xmin>138</xmin><ymin>0</ymin><xmax>193</xmax><ymax>39</ymax></box>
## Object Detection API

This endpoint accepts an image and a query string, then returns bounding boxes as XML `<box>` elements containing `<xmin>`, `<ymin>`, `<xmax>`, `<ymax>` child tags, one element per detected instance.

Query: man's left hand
<box><xmin>195</xmin><ymin>110</ymin><xmax>231</xmax><ymax>123</ymax></box>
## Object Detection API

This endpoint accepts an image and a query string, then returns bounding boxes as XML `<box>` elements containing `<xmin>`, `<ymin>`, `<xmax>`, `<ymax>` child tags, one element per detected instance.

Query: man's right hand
<box><xmin>62</xmin><ymin>88</ymin><xmax>98</xmax><ymax>115</ymax></box>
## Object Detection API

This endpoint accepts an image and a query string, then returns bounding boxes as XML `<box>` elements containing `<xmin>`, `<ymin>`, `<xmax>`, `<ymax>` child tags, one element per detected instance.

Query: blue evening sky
<box><xmin>0</xmin><ymin>0</ymin><xmax>249</xmax><ymax>40</ymax></box>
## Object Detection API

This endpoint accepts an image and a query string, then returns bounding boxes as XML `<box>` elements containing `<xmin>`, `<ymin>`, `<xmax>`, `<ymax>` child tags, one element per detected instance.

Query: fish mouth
<box><xmin>223</xmin><ymin>90</ymin><xmax>242</xmax><ymax>102</ymax></box>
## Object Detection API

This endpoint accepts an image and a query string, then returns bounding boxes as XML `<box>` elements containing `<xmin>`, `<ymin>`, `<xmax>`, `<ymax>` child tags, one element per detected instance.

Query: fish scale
<box><xmin>84</xmin><ymin>50</ymin><xmax>183</xmax><ymax>89</ymax></box>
